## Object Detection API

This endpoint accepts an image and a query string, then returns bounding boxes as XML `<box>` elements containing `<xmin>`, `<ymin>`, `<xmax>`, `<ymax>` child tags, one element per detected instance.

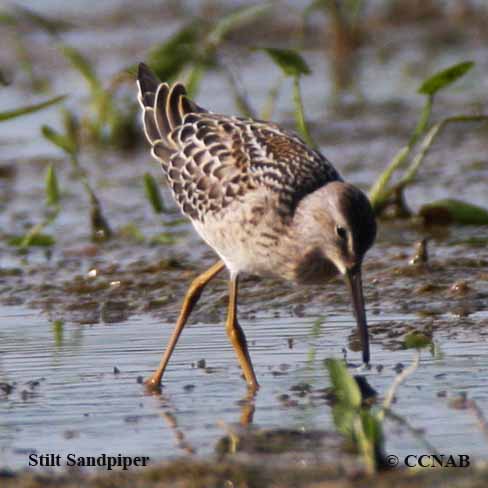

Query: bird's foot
<box><xmin>246</xmin><ymin>380</ymin><xmax>260</xmax><ymax>393</ymax></box>
<box><xmin>144</xmin><ymin>375</ymin><xmax>163</xmax><ymax>393</ymax></box>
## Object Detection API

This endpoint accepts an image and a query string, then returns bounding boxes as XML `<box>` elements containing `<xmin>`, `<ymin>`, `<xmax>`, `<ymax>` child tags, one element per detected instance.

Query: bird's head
<box><xmin>293</xmin><ymin>181</ymin><xmax>377</xmax><ymax>364</ymax></box>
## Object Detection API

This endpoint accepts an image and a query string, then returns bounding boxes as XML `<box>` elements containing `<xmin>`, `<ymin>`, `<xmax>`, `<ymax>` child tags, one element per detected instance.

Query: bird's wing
<box><xmin>234</xmin><ymin>119</ymin><xmax>342</xmax><ymax>213</ymax></box>
<box><xmin>137</xmin><ymin>63</ymin><xmax>341</xmax><ymax>222</ymax></box>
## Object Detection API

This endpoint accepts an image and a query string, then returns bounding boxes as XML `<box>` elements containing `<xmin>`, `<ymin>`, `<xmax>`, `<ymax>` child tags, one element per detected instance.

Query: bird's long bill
<box><xmin>345</xmin><ymin>267</ymin><xmax>370</xmax><ymax>365</ymax></box>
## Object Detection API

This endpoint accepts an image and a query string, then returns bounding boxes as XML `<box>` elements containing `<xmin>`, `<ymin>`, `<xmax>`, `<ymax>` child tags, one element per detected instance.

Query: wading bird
<box><xmin>137</xmin><ymin>63</ymin><xmax>376</xmax><ymax>390</ymax></box>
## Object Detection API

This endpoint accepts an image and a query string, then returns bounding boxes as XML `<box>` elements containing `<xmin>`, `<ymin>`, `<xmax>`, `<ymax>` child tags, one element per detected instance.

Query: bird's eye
<box><xmin>336</xmin><ymin>226</ymin><xmax>347</xmax><ymax>240</ymax></box>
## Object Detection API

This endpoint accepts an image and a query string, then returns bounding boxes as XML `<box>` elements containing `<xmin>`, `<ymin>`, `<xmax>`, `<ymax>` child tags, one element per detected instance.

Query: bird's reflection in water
<box><xmin>161</xmin><ymin>410</ymin><xmax>195</xmax><ymax>455</ymax></box>
<box><xmin>237</xmin><ymin>389</ymin><xmax>256</xmax><ymax>426</ymax></box>
<box><xmin>216</xmin><ymin>390</ymin><xmax>257</xmax><ymax>456</ymax></box>
<box><xmin>147</xmin><ymin>389</ymin><xmax>257</xmax><ymax>456</ymax></box>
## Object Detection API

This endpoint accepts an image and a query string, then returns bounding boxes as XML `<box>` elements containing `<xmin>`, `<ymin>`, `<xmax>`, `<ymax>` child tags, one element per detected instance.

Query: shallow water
<box><xmin>1</xmin><ymin>0</ymin><xmax>488</xmax><ymax>474</ymax></box>
<box><xmin>2</xmin><ymin>301</ymin><xmax>488</xmax><ymax>470</ymax></box>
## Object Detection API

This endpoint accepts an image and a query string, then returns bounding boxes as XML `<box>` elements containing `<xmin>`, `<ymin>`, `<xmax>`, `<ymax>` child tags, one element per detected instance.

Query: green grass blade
<box><xmin>13</xmin><ymin>5</ymin><xmax>71</xmax><ymax>36</ymax></box>
<box><xmin>371</xmin><ymin>115</ymin><xmax>488</xmax><ymax>215</ymax></box>
<box><xmin>61</xmin><ymin>108</ymin><xmax>79</xmax><ymax>150</ymax></box>
<box><xmin>331</xmin><ymin>404</ymin><xmax>356</xmax><ymax>438</ymax></box>
<box><xmin>418</xmin><ymin>61</ymin><xmax>474</xmax><ymax>96</ymax></box>
<box><xmin>186</xmin><ymin>62</ymin><xmax>206</xmax><ymax>98</ymax></box>
<box><xmin>409</xmin><ymin>95</ymin><xmax>433</xmax><ymax>146</ymax></box>
<box><xmin>90</xmin><ymin>196</ymin><xmax>112</xmax><ymax>242</ymax></box>
<box><xmin>355</xmin><ymin>412</ymin><xmax>380</xmax><ymax>475</ymax></box>
<box><xmin>143</xmin><ymin>173</ymin><xmax>165</xmax><ymax>213</ymax></box>
<box><xmin>41</xmin><ymin>125</ymin><xmax>76</xmax><ymax>156</ymax></box>
<box><xmin>370</xmin><ymin>62</ymin><xmax>477</xmax><ymax>215</ymax></box>
<box><xmin>207</xmin><ymin>3</ymin><xmax>271</xmax><ymax>46</ymax></box>
<box><xmin>61</xmin><ymin>45</ymin><xmax>101</xmax><ymax>94</ymax></box>
<box><xmin>419</xmin><ymin>199</ymin><xmax>488</xmax><ymax>225</ymax></box>
<box><xmin>369</xmin><ymin>93</ymin><xmax>433</xmax><ymax>211</ymax></box>
<box><xmin>21</xmin><ymin>233</ymin><xmax>56</xmax><ymax>247</ymax></box>
<box><xmin>262</xmin><ymin>47</ymin><xmax>311</xmax><ymax>77</ymax></box>
<box><xmin>222</xmin><ymin>65</ymin><xmax>255</xmax><ymax>118</ymax></box>
<box><xmin>8</xmin><ymin>228</ymin><xmax>55</xmax><ymax>248</ymax></box>
<box><xmin>53</xmin><ymin>320</ymin><xmax>64</xmax><ymax>347</ymax></box>
<box><xmin>326</xmin><ymin>358</ymin><xmax>362</xmax><ymax>408</ymax></box>
<box><xmin>404</xmin><ymin>331</ymin><xmax>432</xmax><ymax>349</ymax></box>
<box><xmin>147</xmin><ymin>23</ymin><xmax>200</xmax><ymax>81</ymax></box>
<box><xmin>45</xmin><ymin>163</ymin><xmax>60</xmax><ymax>207</ymax></box>
<box><xmin>398</xmin><ymin>115</ymin><xmax>488</xmax><ymax>193</ymax></box>
<box><xmin>260</xmin><ymin>77</ymin><xmax>283</xmax><ymax>121</ymax></box>
<box><xmin>0</xmin><ymin>95</ymin><xmax>65</xmax><ymax>122</ymax></box>
<box><xmin>292</xmin><ymin>76</ymin><xmax>314</xmax><ymax>146</ymax></box>
<box><xmin>368</xmin><ymin>145</ymin><xmax>409</xmax><ymax>211</ymax></box>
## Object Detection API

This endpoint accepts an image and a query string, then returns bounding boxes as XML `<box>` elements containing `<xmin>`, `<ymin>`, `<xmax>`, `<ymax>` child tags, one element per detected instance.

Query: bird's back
<box><xmin>137</xmin><ymin>63</ymin><xmax>342</xmax><ymax>225</ymax></box>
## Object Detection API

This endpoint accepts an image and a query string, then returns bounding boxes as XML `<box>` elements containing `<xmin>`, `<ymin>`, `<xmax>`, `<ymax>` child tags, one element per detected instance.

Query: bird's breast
<box><xmin>191</xmin><ymin>193</ymin><xmax>297</xmax><ymax>279</ymax></box>
<box><xmin>193</xmin><ymin>199</ymin><xmax>338</xmax><ymax>285</ymax></box>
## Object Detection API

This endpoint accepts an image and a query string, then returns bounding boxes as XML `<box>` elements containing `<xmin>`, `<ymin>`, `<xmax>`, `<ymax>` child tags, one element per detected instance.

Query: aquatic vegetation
<box><xmin>45</xmin><ymin>162</ymin><xmax>60</xmax><ymax>209</ymax></box>
<box><xmin>143</xmin><ymin>173</ymin><xmax>166</xmax><ymax>214</ymax></box>
<box><xmin>326</xmin><ymin>358</ymin><xmax>384</xmax><ymax>474</ymax></box>
<box><xmin>52</xmin><ymin>319</ymin><xmax>64</xmax><ymax>347</ymax></box>
<box><xmin>41</xmin><ymin>120</ymin><xmax>112</xmax><ymax>242</ymax></box>
<box><xmin>0</xmin><ymin>95</ymin><xmax>65</xmax><ymax>122</ymax></box>
<box><xmin>369</xmin><ymin>61</ymin><xmax>488</xmax><ymax>221</ymax></box>
<box><xmin>60</xmin><ymin>45</ymin><xmax>138</xmax><ymax>149</ymax></box>
<box><xmin>1</xmin><ymin>4</ymin><xmax>70</xmax><ymax>37</ymax></box>
<box><xmin>326</xmin><ymin>352</ymin><xmax>434</xmax><ymax>475</ymax></box>
<box><xmin>146</xmin><ymin>22</ymin><xmax>201</xmax><ymax>88</ymax></box>
<box><xmin>0</xmin><ymin>6</ymin><xmax>135</xmax><ymax>149</ymax></box>
<box><xmin>7</xmin><ymin>231</ymin><xmax>55</xmax><ymax>248</ymax></box>
<box><xmin>1</xmin><ymin>0</ymin><xmax>485</xmax><ymax>262</ymax></box>
<box><xmin>141</xmin><ymin>4</ymin><xmax>271</xmax><ymax>105</ymax></box>
<box><xmin>1</xmin><ymin>94</ymin><xmax>66</xmax><ymax>249</ymax></box>
<box><xmin>2</xmin><ymin>3</ymin><xmax>488</xmax><ymax>483</ymax></box>
<box><xmin>419</xmin><ymin>199</ymin><xmax>488</xmax><ymax>225</ymax></box>
<box><xmin>0</xmin><ymin>5</ymin><xmax>70</xmax><ymax>92</ymax></box>
<box><xmin>303</xmin><ymin>0</ymin><xmax>365</xmax><ymax>97</ymax></box>
<box><xmin>262</xmin><ymin>48</ymin><xmax>314</xmax><ymax>146</ymax></box>
<box><xmin>7</xmin><ymin>161</ymin><xmax>61</xmax><ymax>248</ymax></box>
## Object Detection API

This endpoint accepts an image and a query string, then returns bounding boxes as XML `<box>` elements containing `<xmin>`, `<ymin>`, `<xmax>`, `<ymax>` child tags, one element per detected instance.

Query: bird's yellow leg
<box><xmin>239</xmin><ymin>390</ymin><xmax>256</xmax><ymax>425</ymax></box>
<box><xmin>145</xmin><ymin>260</ymin><xmax>225</xmax><ymax>389</ymax></box>
<box><xmin>226</xmin><ymin>275</ymin><xmax>259</xmax><ymax>391</ymax></box>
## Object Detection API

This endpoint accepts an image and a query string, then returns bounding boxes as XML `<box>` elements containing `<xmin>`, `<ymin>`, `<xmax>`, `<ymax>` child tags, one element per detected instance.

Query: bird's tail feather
<box><xmin>137</xmin><ymin>62</ymin><xmax>204</xmax><ymax>161</ymax></box>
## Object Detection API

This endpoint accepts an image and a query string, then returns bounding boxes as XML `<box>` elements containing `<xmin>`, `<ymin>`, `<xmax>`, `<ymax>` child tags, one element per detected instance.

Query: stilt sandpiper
<box><xmin>137</xmin><ymin>63</ymin><xmax>376</xmax><ymax>391</ymax></box>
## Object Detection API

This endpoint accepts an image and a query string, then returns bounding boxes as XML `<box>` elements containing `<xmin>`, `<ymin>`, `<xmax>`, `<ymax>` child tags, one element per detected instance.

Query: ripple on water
<box><xmin>2</xmin><ymin>303</ymin><xmax>488</xmax><ymax>470</ymax></box>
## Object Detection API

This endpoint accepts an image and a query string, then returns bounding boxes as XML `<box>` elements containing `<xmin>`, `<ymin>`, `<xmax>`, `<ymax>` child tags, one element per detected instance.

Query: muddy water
<box><xmin>1</xmin><ymin>0</ymin><xmax>488</xmax><ymax>475</ymax></box>
<box><xmin>2</xmin><ymin>300</ymin><xmax>488</xmax><ymax>470</ymax></box>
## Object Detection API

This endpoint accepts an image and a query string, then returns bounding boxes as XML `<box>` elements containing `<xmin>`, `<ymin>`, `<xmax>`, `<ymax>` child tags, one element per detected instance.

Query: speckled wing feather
<box><xmin>137</xmin><ymin>63</ymin><xmax>341</xmax><ymax>222</ymax></box>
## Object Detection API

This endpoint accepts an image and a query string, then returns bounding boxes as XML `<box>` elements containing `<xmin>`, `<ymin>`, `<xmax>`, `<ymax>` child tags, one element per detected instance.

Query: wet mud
<box><xmin>1</xmin><ymin>0</ymin><xmax>488</xmax><ymax>484</ymax></box>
